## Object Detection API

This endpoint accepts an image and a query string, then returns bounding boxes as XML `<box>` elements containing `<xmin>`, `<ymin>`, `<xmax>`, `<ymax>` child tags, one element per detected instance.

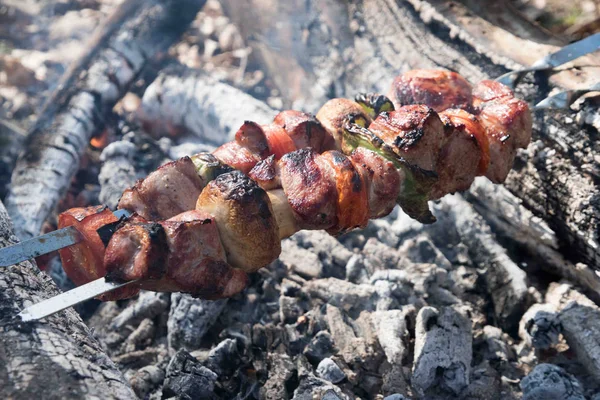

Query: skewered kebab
<box><xmin>51</xmin><ymin>69</ymin><xmax>532</xmax><ymax>302</ymax></box>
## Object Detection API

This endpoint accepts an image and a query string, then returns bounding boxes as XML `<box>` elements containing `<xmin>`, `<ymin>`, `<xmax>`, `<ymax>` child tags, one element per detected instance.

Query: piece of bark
<box><xmin>138</xmin><ymin>65</ymin><xmax>277</xmax><ymax>144</ymax></box>
<box><xmin>441</xmin><ymin>195</ymin><xmax>528</xmax><ymax>332</ymax></box>
<box><xmin>412</xmin><ymin>306</ymin><xmax>472</xmax><ymax>396</ymax></box>
<box><xmin>222</xmin><ymin>0</ymin><xmax>600</xmax><ymax>274</ymax></box>
<box><xmin>0</xmin><ymin>199</ymin><xmax>136</xmax><ymax>398</ymax></box>
<box><xmin>5</xmin><ymin>0</ymin><xmax>207</xmax><ymax>240</ymax></box>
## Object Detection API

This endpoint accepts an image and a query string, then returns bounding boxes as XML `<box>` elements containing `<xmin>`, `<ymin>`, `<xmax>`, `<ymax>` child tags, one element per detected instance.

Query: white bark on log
<box><xmin>139</xmin><ymin>66</ymin><xmax>277</xmax><ymax>144</ymax></box>
<box><xmin>0</xmin><ymin>199</ymin><xmax>136</xmax><ymax>399</ymax></box>
<box><xmin>5</xmin><ymin>0</ymin><xmax>206</xmax><ymax>240</ymax></box>
<box><xmin>221</xmin><ymin>0</ymin><xmax>600</xmax><ymax>275</ymax></box>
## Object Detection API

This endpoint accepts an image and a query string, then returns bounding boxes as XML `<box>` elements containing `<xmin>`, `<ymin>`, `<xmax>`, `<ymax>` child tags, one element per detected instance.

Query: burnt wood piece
<box><xmin>0</xmin><ymin>199</ymin><xmax>136</xmax><ymax>398</ymax></box>
<box><xmin>221</xmin><ymin>0</ymin><xmax>600</xmax><ymax>272</ymax></box>
<box><xmin>5</xmin><ymin>0</ymin><xmax>207</xmax><ymax>240</ymax></box>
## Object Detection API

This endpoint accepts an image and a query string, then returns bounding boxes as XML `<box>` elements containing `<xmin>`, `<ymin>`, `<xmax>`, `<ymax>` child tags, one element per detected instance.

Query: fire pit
<box><xmin>1</xmin><ymin>1</ymin><xmax>600</xmax><ymax>399</ymax></box>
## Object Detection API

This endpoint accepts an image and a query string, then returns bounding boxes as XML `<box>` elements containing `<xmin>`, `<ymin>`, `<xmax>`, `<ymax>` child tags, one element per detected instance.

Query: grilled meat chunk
<box><xmin>368</xmin><ymin>106</ymin><xmax>446</xmax><ymax>172</ymax></box>
<box><xmin>118</xmin><ymin>156</ymin><xmax>204</xmax><ymax>220</ymax></box>
<box><xmin>273</xmin><ymin>110</ymin><xmax>332</xmax><ymax>151</ymax></box>
<box><xmin>212</xmin><ymin>141</ymin><xmax>262</xmax><ymax>174</ymax></box>
<box><xmin>196</xmin><ymin>171</ymin><xmax>280</xmax><ymax>272</ymax></box>
<box><xmin>248</xmin><ymin>155</ymin><xmax>280</xmax><ymax>190</ymax></box>
<box><xmin>432</xmin><ymin>109</ymin><xmax>486</xmax><ymax>199</ymax></box>
<box><xmin>387</xmin><ymin>69</ymin><xmax>473</xmax><ymax>112</ymax></box>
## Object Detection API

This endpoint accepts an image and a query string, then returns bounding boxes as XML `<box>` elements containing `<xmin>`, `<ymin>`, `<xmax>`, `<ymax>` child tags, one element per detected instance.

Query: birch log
<box><xmin>0</xmin><ymin>199</ymin><xmax>136</xmax><ymax>399</ymax></box>
<box><xmin>221</xmin><ymin>0</ymin><xmax>600</xmax><ymax>273</ymax></box>
<box><xmin>5</xmin><ymin>0</ymin><xmax>206</xmax><ymax>240</ymax></box>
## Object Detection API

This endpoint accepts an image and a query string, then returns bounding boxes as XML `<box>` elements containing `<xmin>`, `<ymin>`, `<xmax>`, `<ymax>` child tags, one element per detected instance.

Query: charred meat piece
<box><xmin>233</xmin><ymin>121</ymin><xmax>270</xmax><ymax>159</ymax></box>
<box><xmin>472</xmin><ymin>80</ymin><xmax>514</xmax><ymax>107</ymax></box>
<box><xmin>196</xmin><ymin>171</ymin><xmax>280</xmax><ymax>272</ymax></box>
<box><xmin>118</xmin><ymin>156</ymin><xmax>204</xmax><ymax>220</ymax></box>
<box><xmin>316</xmin><ymin>98</ymin><xmax>372</xmax><ymax>150</ymax></box>
<box><xmin>320</xmin><ymin>150</ymin><xmax>370</xmax><ymax>233</ymax></box>
<box><xmin>387</xmin><ymin>69</ymin><xmax>473</xmax><ymax>112</ymax></box>
<box><xmin>278</xmin><ymin>148</ymin><xmax>338</xmax><ymax>230</ymax></box>
<box><xmin>103</xmin><ymin>211</ymin><xmax>247</xmax><ymax>300</ymax></box>
<box><xmin>368</xmin><ymin>105</ymin><xmax>446</xmax><ymax>172</ymax></box>
<box><xmin>248</xmin><ymin>155</ymin><xmax>280</xmax><ymax>190</ymax></box>
<box><xmin>273</xmin><ymin>110</ymin><xmax>332</xmax><ymax>151</ymax></box>
<box><xmin>212</xmin><ymin>141</ymin><xmax>262</xmax><ymax>174</ymax></box>
<box><xmin>432</xmin><ymin>109</ymin><xmax>486</xmax><ymax>199</ymax></box>
<box><xmin>349</xmin><ymin>147</ymin><xmax>401</xmax><ymax>219</ymax></box>
<box><xmin>262</xmin><ymin>123</ymin><xmax>297</xmax><ymax>159</ymax></box>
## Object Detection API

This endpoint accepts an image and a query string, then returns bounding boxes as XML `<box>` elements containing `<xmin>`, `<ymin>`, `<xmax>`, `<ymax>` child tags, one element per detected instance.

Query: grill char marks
<box><xmin>248</xmin><ymin>155</ymin><xmax>280</xmax><ymax>190</ymax></box>
<box><xmin>387</xmin><ymin>69</ymin><xmax>473</xmax><ymax>112</ymax></box>
<box><xmin>273</xmin><ymin>110</ymin><xmax>332</xmax><ymax>151</ymax></box>
<box><xmin>279</xmin><ymin>149</ymin><xmax>338</xmax><ymax>230</ymax></box>
<box><xmin>118</xmin><ymin>156</ymin><xmax>204</xmax><ymax>220</ymax></box>
<box><xmin>196</xmin><ymin>171</ymin><xmax>280</xmax><ymax>272</ymax></box>
<box><xmin>369</xmin><ymin>105</ymin><xmax>446</xmax><ymax>172</ymax></box>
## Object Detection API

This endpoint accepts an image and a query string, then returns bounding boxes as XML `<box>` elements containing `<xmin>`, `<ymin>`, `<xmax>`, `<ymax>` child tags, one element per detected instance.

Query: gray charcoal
<box><xmin>397</xmin><ymin>234</ymin><xmax>452</xmax><ymax>270</ymax></box>
<box><xmin>304</xmin><ymin>278</ymin><xmax>378</xmax><ymax>315</ymax></box>
<box><xmin>371</xmin><ymin>308</ymin><xmax>413</xmax><ymax>364</ymax></box>
<box><xmin>167</xmin><ymin>293</ymin><xmax>227</xmax><ymax>352</ymax></box>
<box><xmin>441</xmin><ymin>195</ymin><xmax>528</xmax><ymax>331</ymax></box>
<box><xmin>362</xmin><ymin>238</ymin><xmax>403</xmax><ymax>273</ymax></box>
<box><xmin>520</xmin><ymin>364</ymin><xmax>585</xmax><ymax>400</ymax></box>
<box><xmin>292</xmin><ymin>374</ymin><xmax>349</xmax><ymax>400</ymax></box>
<box><xmin>292</xmin><ymin>230</ymin><xmax>353</xmax><ymax>277</ymax></box>
<box><xmin>111</xmin><ymin>291</ymin><xmax>170</xmax><ymax>331</ymax></box>
<box><xmin>479</xmin><ymin>326</ymin><xmax>516</xmax><ymax>362</ymax></box>
<box><xmin>383</xmin><ymin>395</ymin><xmax>409</xmax><ymax>400</ymax></box>
<box><xmin>345</xmin><ymin>254</ymin><xmax>369</xmax><ymax>284</ymax></box>
<box><xmin>461</xmin><ymin>361</ymin><xmax>502</xmax><ymax>400</ymax></box>
<box><xmin>163</xmin><ymin>350</ymin><xmax>218</xmax><ymax>400</ymax></box>
<box><xmin>280</xmin><ymin>239</ymin><xmax>323</xmax><ymax>278</ymax></box>
<box><xmin>545</xmin><ymin>281</ymin><xmax>597</xmax><ymax>311</ymax></box>
<box><xmin>124</xmin><ymin>318</ymin><xmax>155</xmax><ymax>352</ymax></box>
<box><xmin>205</xmin><ymin>339</ymin><xmax>239</xmax><ymax>377</ymax></box>
<box><xmin>129</xmin><ymin>365</ymin><xmax>165</xmax><ymax>399</ymax></box>
<box><xmin>519</xmin><ymin>304</ymin><xmax>561</xmax><ymax>349</ymax></box>
<box><xmin>559</xmin><ymin>302</ymin><xmax>600</xmax><ymax>379</ymax></box>
<box><xmin>260</xmin><ymin>353</ymin><xmax>296</xmax><ymax>400</ymax></box>
<box><xmin>304</xmin><ymin>331</ymin><xmax>336</xmax><ymax>364</ymax></box>
<box><xmin>316</xmin><ymin>358</ymin><xmax>346</xmax><ymax>383</ymax></box>
<box><xmin>412</xmin><ymin>306</ymin><xmax>472</xmax><ymax>396</ymax></box>
<box><xmin>280</xmin><ymin>295</ymin><xmax>304</xmax><ymax>324</ymax></box>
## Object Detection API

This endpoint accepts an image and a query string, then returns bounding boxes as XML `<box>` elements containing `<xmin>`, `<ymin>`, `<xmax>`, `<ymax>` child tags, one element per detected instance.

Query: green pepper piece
<box><xmin>190</xmin><ymin>152</ymin><xmax>234</xmax><ymax>188</ymax></box>
<box><xmin>354</xmin><ymin>93</ymin><xmax>395</xmax><ymax>119</ymax></box>
<box><xmin>341</xmin><ymin>118</ymin><xmax>437</xmax><ymax>224</ymax></box>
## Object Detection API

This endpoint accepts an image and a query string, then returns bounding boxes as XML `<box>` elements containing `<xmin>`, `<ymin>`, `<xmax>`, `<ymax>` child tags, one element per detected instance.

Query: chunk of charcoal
<box><xmin>111</xmin><ymin>291</ymin><xmax>169</xmax><ymax>331</ymax></box>
<box><xmin>303</xmin><ymin>278</ymin><xmax>378</xmax><ymax>316</ymax></box>
<box><xmin>371</xmin><ymin>309</ymin><xmax>413</xmax><ymax>364</ymax></box>
<box><xmin>519</xmin><ymin>304</ymin><xmax>561</xmax><ymax>349</ymax></box>
<box><xmin>129</xmin><ymin>365</ymin><xmax>165</xmax><ymax>399</ymax></box>
<box><xmin>205</xmin><ymin>338</ymin><xmax>239</xmax><ymax>377</ymax></box>
<box><xmin>316</xmin><ymin>358</ymin><xmax>346</xmax><ymax>383</ymax></box>
<box><xmin>280</xmin><ymin>295</ymin><xmax>304</xmax><ymax>324</ymax></box>
<box><xmin>362</xmin><ymin>238</ymin><xmax>403</xmax><ymax>273</ymax></box>
<box><xmin>520</xmin><ymin>364</ymin><xmax>585</xmax><ymax>400</ymax></box>
<box><xmin>345</xmin><ymin>254</ymin><xmax>369</xmax><ymax>284</ymax></box>
<box><xmin>260</xmin><ymin>353</ymin><xmax>297</xmax><ymax>400</ymax></box>
<box><xmin>397</xmin><ymin>234</ymin><xmax>452</xmax><ymax>270</ymax></box>
<box><xmin>304</xmin><ymin>331</ymin><xmax>335</xmax><ymax>364</ymax></box>
<box><xmin>292</xmin><ymin>374</ymin><xmax>348</xmax><ymax>400</ymax></box>
<box><xmin>412</xmin><ymin>307</ymin><xmax>472</xmax><ymax>396</ymax></box>
<box><xmin>292</xmin><ymin>230</ymin><xmax>353</xmax><ymax>278</ymax></box>
<box><xmin>383</xmin><ymin>395</ymin><xmax>409</xmax><ymax>400</ymax></box>
<box><xmin>163</xmin><ymin>350</ymin><xmax>218</xmax><ymax>400</ymax></box>
<box><xmin>280</xmin><ymin>239</ymin><xmax>323</xmax><ymax>278</ymax></box>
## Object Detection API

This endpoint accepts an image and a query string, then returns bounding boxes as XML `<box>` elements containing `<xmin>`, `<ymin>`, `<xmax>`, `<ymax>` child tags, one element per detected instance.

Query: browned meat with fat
<box><xmin>368</xmin><ymin>105</ymin><xmax>446</xmax><ymax>171</ymax></box>
<box><xmin>196</xmin><ymin>171</ymin><xmax>280</xmax><ymax>272</ymax></box>
<box><xmin>387</xmin><ymin>69</ymin><xmax>473</xmax><ymax>112</ymax></box>
<box><xmin>248</xmin><ymin>155</ymin><xmax>280</xmax><ymax>190</ymax></box>
<box><xmin>118</xmin><ymin>156</ymin><xmax>204</xmax><ymax>220</ymax></box>
<box><xmin>273</xmin><ymin>110</ymin><xmax>332</xmax><ymax>151</ymax></box>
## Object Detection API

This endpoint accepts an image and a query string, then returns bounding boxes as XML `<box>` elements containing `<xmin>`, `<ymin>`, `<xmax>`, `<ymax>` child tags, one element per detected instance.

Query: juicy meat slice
<box><xmin>273</xmin><ymin>110</ymin><xmax>332</xmax><ymax>151</ymax></box>
<box><xmin>350</xmin><ymin>147</ymin><xmax>402</xmax><ymax>219</ymax></box>
<box><xmin>387</xmin><ymin>69</ymin><xmax>473</xmax><ymax>112</ymax></box>
<box><xmin>320</xmin><ymin>150</ymin><xmax>370</xmax><ymax>233</ymax></box>
<box><xmin>278</xmin><ymin>148</ymin><xmax>338</xmax><ymax>230</ymax></box>
<box><xmin>234</xmin><ymin>121</ymin><xmax>270</xmax><ymax>159</ymax></box>
<box><xmin>472</xmin><ymin>80</ymin><xmax>514</xmax><ymax>106</ymax></box>
<box><xmin>316</xmin><ymin>98</ymin><xmax>372</xmax><ymax>150</ymax></box>
<box><xmin>262</xmin><ymin>123</ymin><xmax>297</xmax><ymax>159</ymax></box>
<box><xmin>369</xmin><ymin>105</ymin><xmax>446</xmax><ymax>171</ymax></box>
<box><xmin>118</xmin><ymin>156</ymin><xmax>203</xmax><ymax>220</ymax></box>
<box><xmin>248</xmin><ymin>155</ymin><xmax>281</xmax><ymax>190</ymax></box>
<box><xmin>103</xmin><ymin>211</ymin><xmax>248</xmax><ymax>300</ymax></box>
<box><xmin>212</xmin><ymin>141</ymin><xmax>262</xmax><ymax>174</ymax></box>
<box><xmin>196</xmin><ymin>171</ymin><xmax>281</xmax><ymax>272</ymax></box>
<box><xmin>432</xmin><ymin>110</ymin><xmax>485</xmax><ymax>199</ymax></box>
